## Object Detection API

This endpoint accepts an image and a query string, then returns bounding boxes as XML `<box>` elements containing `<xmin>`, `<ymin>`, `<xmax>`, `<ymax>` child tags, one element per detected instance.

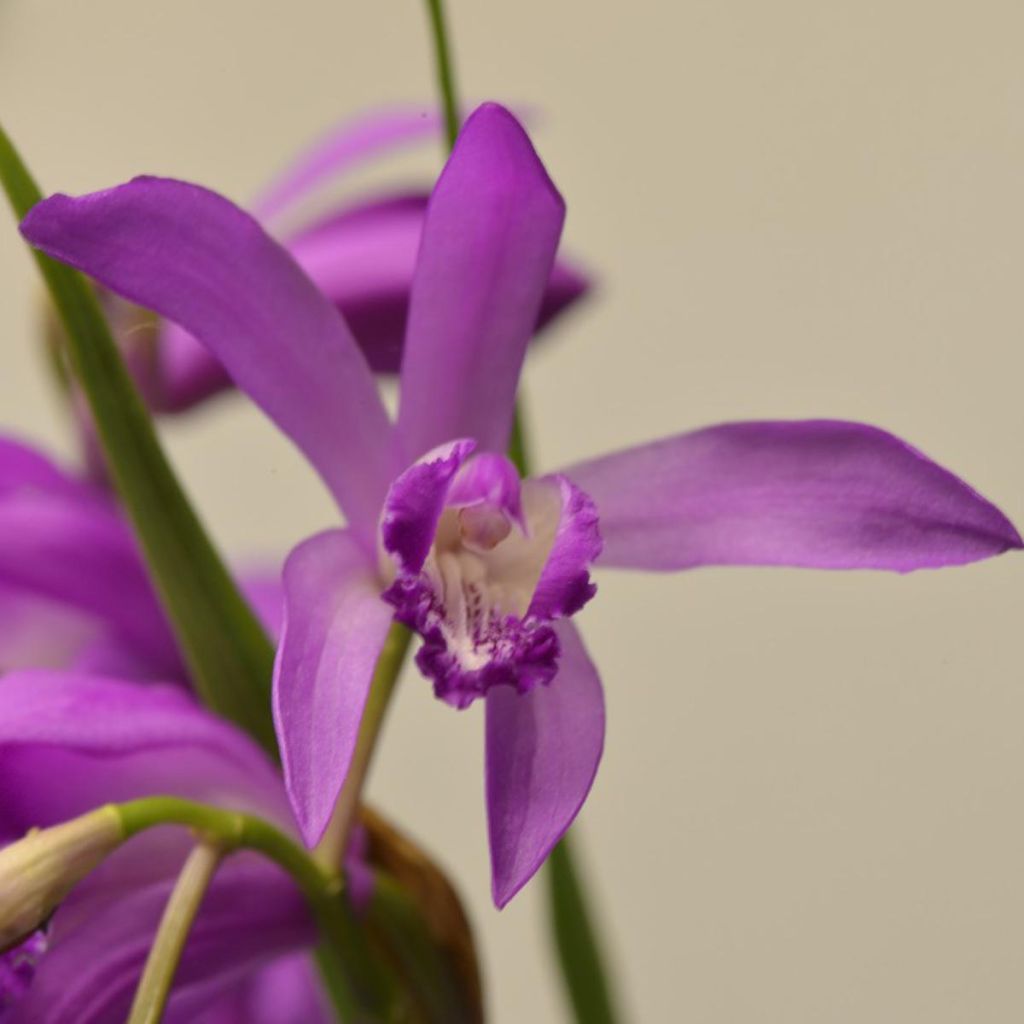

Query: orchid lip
<box><xmin>380</xmin><ymin>446</ymin><xmax>601</xmax><ymax>708</ymax></box>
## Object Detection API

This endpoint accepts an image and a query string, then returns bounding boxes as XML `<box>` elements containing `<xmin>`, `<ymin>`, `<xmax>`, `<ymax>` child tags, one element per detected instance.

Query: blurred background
<box><xmin>2</xmin><ymin>1</ymin><xmax>1024</xmax><ymax>1020</ymax></box>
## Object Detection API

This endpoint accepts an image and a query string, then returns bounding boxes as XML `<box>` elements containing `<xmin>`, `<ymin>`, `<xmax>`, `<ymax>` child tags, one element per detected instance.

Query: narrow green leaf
<box><xmin>547</xmin><ymin>835</ymin><xmax>621</xmax><ymax>1024</ymax></box>
<box><xmin>0</xmin><ymin>122</ymin><xmax>277</xmax><ymax>754</ymax></box>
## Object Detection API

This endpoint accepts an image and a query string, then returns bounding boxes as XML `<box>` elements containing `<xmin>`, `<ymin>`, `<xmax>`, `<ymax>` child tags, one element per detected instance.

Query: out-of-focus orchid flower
<box><xmin>0</xmin><ymin>671</ymin><xmax>329</xmax><ymax>1023</ymax></box>
<box><xmin>23</xmin><ymin>102</ymin><xmax>1021</xmax><ymax>907</ymax></box>
<box><xmin>0</xmin><ymin>435</ymin><xmax>282</xmax><ymax>681</ymax></box>
<box><xmin>98</xmin><ymin>105</ymin><xmax>589</xmax><ymax>417</ymax></box>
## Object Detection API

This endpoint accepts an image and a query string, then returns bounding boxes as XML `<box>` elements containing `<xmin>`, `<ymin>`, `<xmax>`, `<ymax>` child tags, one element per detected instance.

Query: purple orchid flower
<box><xmin>21</xmin><ymin>102</ymin><xmax>1022</xmax><ymax>908</ymax></box>
<box><xmin>116</xmin><ymin>105</ymin><xmax>589</xmax><ymax>415</ymax></box>
<box><xmin>0</xmin><ymin>670</ymin><xmax>334</xmax><ymax>1023</ymax></box>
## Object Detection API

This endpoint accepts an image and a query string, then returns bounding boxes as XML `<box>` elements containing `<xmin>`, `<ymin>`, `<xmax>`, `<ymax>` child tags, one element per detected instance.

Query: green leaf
<box><xmin>0</xmin><ymin>121</ymin><xmax>277</xmax><ymax>754</ymax></box>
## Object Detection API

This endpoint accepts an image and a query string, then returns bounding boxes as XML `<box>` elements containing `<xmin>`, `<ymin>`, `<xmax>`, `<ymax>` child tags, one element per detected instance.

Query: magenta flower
<box><xmin>0</xmin><ymin>671</ymin><xmax>328</xmax><ymax>1023</ymax></box>
<box><xmin>129</xmin><ymin>105</ymin><xmax>589</xmax><ymax>414</ymax></box>
<box><xmin>22</xmin><ymin>102</ymin><xmax>1021</xmax><ymax>907</ymax></box>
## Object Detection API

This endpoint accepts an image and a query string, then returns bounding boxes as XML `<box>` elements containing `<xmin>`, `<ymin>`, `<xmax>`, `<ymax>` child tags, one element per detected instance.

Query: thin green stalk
<box><xmin>423</xmin><ymin>0</ymin><xmax>460</xmax><ymax>149</ymax></box>
<box><xmin>115</xmin><ymin>797</ymin><xmax>398</xmax><ymax>1020</ymax></box>
<box><xmin>0</xmin><ymin>122</ymin><xmax>277</xmax><ymax>753</ymax></box>
<box><xmin>547</xmin><ymin>835</ymin><xmax>620</xmax><ymax>1024</ymax></box>
<box><xmin>127</xmin><ymin>842</ymin><xmax>224</xmax><ymax>1024</ymax></box>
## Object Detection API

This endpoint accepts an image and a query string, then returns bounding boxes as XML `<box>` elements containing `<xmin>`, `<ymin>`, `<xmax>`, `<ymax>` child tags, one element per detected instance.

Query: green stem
<box><xmin>115</xmin><ymin>797</ymin><xmax>397</xmax><ymax>1020</ymax></box>
<box><xmin>0</xmin><ymin>122</ymin><xmax>277</xmax><ymax>754</ymax></box>
<box><xmin>127</xmin><ymin>842</ymin><xmax>224</xmax><ymax>1024</ymax></box>
<box><xmin>423</xmin><ymin>0</ymin><xmax>461</xmax><ymax>149</ymax></box>
<box><xmin>547</xmin><ymin>835</ymin><xmax>620</xmax><ymax>1024</ymax></box>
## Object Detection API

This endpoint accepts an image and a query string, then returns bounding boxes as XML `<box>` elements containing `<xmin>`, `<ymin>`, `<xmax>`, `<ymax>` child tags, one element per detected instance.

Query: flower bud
<box><xmin>0</xmin><ymin>807</ymin><xmax>124</xmax><ymax>948</ymax></box>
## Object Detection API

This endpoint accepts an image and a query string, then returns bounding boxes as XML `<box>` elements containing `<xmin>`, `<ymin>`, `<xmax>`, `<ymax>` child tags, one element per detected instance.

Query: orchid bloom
<box><xmin>106</xmin><ymin>106</ymin><xmax>589</xmax><ymax>415</ymax></box>
<box><xmin>22</xmin><ymin>102</ymin><xmax>1021</xmax><ymax>907</ymax></box>
<box><xmin>0</xmin><ymin>671</ymin><xmax>334</xmax><ymax>1023</ymax></box>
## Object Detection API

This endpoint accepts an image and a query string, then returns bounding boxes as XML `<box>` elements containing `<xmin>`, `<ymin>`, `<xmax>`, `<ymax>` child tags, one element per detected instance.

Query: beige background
<box><xmin>2</xmin><ymin>1</ymin><xmax>1024</xmax><ymax>1020</ymax></box>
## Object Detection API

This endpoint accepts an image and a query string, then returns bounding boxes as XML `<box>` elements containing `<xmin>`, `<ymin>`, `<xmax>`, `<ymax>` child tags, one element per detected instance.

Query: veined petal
<box><xmin>397</xmin><ymin>103</ymin><xmax>566</xmax><ymax>459</ymax></box>
<box><xmin>485</xmin><ymin>620</ymin><xmax>605</xmax><ymax>908</ymax></box>
<box><xmin>273</xmin><ymin>531</ymin><xmax>392</xmax><ymax>847</ymax></box>
<box><xmin>564</xmin><ymin>420</ymin><xmax>1023</xmax><ymax>572</ymax></box>
<box><xmin>11</xmin><ymin>859</ymin><xmax>312</xmax><ymax>1024</ymax></box>
<box><xmin>21</xmin><ymin>178</ymin><xmax>398</xmax><ymax>539</ymax></box>
<box><xmin>251</xmin><ymin>106</ymin><xmax>441</xmax><ymax>223</ymax></box>
<box><xmin>0</xmin><ymin>672</ymin><xmax>290</xmax><ymax>838</ymax></box>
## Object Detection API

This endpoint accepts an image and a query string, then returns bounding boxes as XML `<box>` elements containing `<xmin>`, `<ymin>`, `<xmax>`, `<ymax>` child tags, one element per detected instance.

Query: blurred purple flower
<box><xmin>22</xmin><ymin>102</ymin><xmax>1021</xmax><ymax>907</ymax></box>
<box><xmin>0</xmin><ymin>671</ymin><xmax>331</xmax><ymax>1023</ymax></box>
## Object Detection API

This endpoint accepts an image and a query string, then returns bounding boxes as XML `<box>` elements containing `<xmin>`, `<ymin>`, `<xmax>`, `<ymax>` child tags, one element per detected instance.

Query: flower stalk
<box><xmin>127</xmin><ymin>842</ymin><xmax>224</xmax><ymax>1024</ymax></box>
<box><xmin>114</xmin><ymin>796</ymin><xmax>397</xmax><ymax>1019</ymax></box>
<box><xmin>424</xmin><ymin>0</ymin><xmax>460</xmax><ymax>150</ymax></box>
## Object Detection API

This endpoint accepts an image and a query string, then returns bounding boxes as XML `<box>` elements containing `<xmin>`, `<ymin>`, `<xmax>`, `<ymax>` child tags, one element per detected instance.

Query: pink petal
<box><xmin>564</xmin><ymin>420</ymin><xmax>1023</xmax><ymax>572</ymax></box>
<box><xmin>273</xmin><ymin>531</ymin><xmax>392</xmax><ymax>846</ymax></box>
<box><xmin>397</xmin><ymin>103</ymin><xmax>565</xmax><ymax>460</ymax></box>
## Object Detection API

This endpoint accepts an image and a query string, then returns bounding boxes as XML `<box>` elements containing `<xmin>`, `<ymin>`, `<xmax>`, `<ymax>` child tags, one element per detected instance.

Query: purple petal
<box><xmin>397</xmin><ymin>103</ymin><xmax>566</xmax><ymax>459</ymax></box>
<box><xmin>563</xmin><ymin>420</ymin><xmax>1023</xmax><ymax>572</ymax></box>
<box><xmin>238</xmin><ymin>565</ymin><xmax>285</xmax><ymax>643</ymax></box>
<box><xmin>0</xmin><ymin>672</ymin><xmax>290</xmax><ymax>838</ymax></box>
<box><xmin>0</xmin><ymin>442</ymin><xmax>179</xmax><ymax>676</ymax></box>
<box><xmin>0</xmin><ymin>437</ymin><xmax>89</xmax><ymax>499</ymax></box>
<box><xmin>11</xmin><ymin>859</ymin><xmax>312</xmax><ymax>1024</ymax></box>
<box><xmin>286</xmin><ymin>194</ymin><xmax>432</xmax><ymax>375</ymax></box>
<box><xmin>486</xmin><ymin>620</ymin><xmax>605</xmax><ymax>908</ymax></box>
<box><xmin>152</xmin><ymin>322</ymin><xmax>233</xmax><ymax>412</ymax></box>
<box><xmin>21</xmin><ymin>178</ymin><xmax>398</xmax><ymax>540</ymax></box>
<box><xmin>193</xmin><ymin>953</ymin><xmax>330</xmax><ymax>1024</ymax></box>
<box><xmin>251</xmin><ymin>106</ymin><xmax>441</xmax><ymax>223</ymax></box>
<box><xmin>0</xmin><ymin>584</ymin><xmax>100</xmax><ymax>672</ymax></box>
<box><xmin>380</xmin><ymin>440</ymin><xmax>477</xmax><ymax>574</ymax></box>
<box><xmin>527</xmin><ymin>475</ymin><xmax>602</xmax><ymax>620</ymax></box>
<box><xmin>273</xmin><ymin>531</ymin><xmax>392</xmax><ymax>846</ymax></box>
